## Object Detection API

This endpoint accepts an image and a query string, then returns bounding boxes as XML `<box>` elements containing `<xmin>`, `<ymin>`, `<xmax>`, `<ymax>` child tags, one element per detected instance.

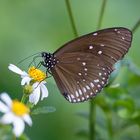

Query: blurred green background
<box><xmin>0</xmin><ymin>0</ymin><xmax>140</xmax><ymax>140</ymax></box>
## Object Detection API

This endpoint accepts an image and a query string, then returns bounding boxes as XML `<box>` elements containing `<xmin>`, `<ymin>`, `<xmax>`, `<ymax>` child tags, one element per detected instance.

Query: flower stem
<box><xmin>65</xmin><ymin>0</ymin><xmax>78</xmax><ymax>37</ymax></box>
<box><xmin>27</xmin><ymin>101</ymin><xmax>34</xmax><ymax>109</ymax></box>
<box><xmin>89</xmin><ymin>1</ymin><xmax>107</xmax><ymax>140</ymax></box>
<box><xmin>132</xmin><ymin>18</ymin><xmax>140</xmax><ymax>33</ymax></box>
<box><xmin>106</xmin><ymin>113</ymin><xmax>113</xmax><ymax>140</ymax></box>
<box><xmin>21</xmin><ymin>94</ymin><xmax>27</xmax><ymax>103</ymax></box>
<box><xmin>97</xmin><ymin>0</ymin><xmax>107</xmax><ymax>29</ymax></box>
<box><xmin>89</xmin><ymin>99</ymin><xmax>96</xmax><ymax>140</ymax></box>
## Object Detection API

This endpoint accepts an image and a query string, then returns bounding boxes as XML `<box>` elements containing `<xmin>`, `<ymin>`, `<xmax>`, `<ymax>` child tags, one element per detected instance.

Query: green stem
<box><xmin>89</xmin><ymin>1</ymin><xmax>107</xmax><ymax>140</ymax></box>
<box><xmin>26</xmin><ymin>101</ymin><xmax>34</xmax><ymax>109</ymax></box>
<box><xmin>65</xmin><ymin>0</ymin><xmax>78</xmax><ymax>37</ymax></box>
<box><xmin>21</xmin><ymin>94</ymin><xmax>27</xmax><ymax>103</ymax></box>
<box><xmin>89</xmin><ymin>99</ymin><xmax>96</xmax><ymax>140</ymax></box>
<box><xmin>97</xmin><ymin>0</ymin><xmax>107</xmax><ymax>29</ymax></box>
<box><xmin>132</xmin><ymin>18</ymin><xmax>140</xmax><ymax>33</ymax></box>
<box><xmin>106</xmin><ymin>113</ymin><xmax>113</xmax><ymax>140</ymax></box>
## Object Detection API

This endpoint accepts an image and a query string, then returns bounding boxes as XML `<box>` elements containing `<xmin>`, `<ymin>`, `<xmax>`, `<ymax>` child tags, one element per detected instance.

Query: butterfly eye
<box><xmin>41</xmin><ymin>27</ymin><xmax>132</xmax><ymax>103</ymax></box>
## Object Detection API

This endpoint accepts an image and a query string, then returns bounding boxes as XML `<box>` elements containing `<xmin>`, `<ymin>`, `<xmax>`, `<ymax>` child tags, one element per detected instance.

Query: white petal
<box><xmin>21</xmin><ymin>77</ymin><xmax>31</xmax><ymax>85</ymax></box>
<box><xmin>0</xmin><ymin>101</ymin><xmax>9</xmax><ymax>113</ymax></box>
<box><xmin>29</xmin><ymin>84</ymin><xmax>40</xmax><ymax>105</ymax></box>
<box><xmin>32</xmin><ymin>82</ymin><xmax>39</xmax><ymax>89</ymax></box>
<box><xmin>8</xmin><ymin>64</ymin><xmax>24</xmax><ymax>75</ymax></box>
<box><xmin>0</xmin><ymin>93</ymin><xmax>12</xmax><ymax>107</ymax></box>
<box><xmin>21</xmin><ymin>71</ymin><xmax>29</xmax><ymax>78</ymax></box>
<box><xmin>0</xmin><ymin>112</ymin><xmax>14</xmax><ymax>124</ymax></box>
<box><xmin>22</xmin><ymin>114</ymin><xmax>32</xmax><ymax>126</ymax></box>
<box><xmin>40</xmin><ymin>84</ymin><xmax>48</xmax><ymax>100</ymax></box>
<box><xmin>13</xmin><ymin>116</ymin><xmax>25</xmax><ymax>137</ymax></box>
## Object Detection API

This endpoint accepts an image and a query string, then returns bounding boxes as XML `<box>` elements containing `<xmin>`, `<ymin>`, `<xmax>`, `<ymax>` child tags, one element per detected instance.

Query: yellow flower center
<box><xmin>12</xmin><ymin>100</ymin><xmax>29</xmax><ymax>116</ymax></box>
<box><xmin>28</xmin><ymin>66</ymin><xmax>46</xmax><ymax>82</ymax></box>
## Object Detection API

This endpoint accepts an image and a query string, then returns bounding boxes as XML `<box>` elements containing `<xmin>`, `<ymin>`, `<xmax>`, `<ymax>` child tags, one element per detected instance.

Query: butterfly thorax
<box><xmin>41</xmin><ymin>52</ymin><xmax>57</xmax><ymax>70</ymax></box>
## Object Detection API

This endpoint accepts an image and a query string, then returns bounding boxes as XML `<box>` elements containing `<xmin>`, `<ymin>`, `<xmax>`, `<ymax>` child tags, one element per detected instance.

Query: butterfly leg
<box><xmin>46</xmin><ymin>68</ymin><xmax>52</xmax><ymax>76</ymax></box>
<box><xmin>28</xmin><ymin>56</ymin><xmax>41</xmax><ymax>68</ymax></box>
<box><xmin>36</xmin><ymin>61</ymin><xmax>42</xmax><ymax>68</ymax></box>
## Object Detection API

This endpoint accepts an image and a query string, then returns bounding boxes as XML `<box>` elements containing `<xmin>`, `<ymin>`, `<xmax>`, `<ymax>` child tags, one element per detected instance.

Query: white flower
<box><xmin>29</xmin><ymin>81</ymin><xmax>48</xmax><ymax>105</ymax></box>
<box><xmin>8</xmin><ymin>64</ymin><xmax>49</xmax><ymax>105</ymax></box>
<box><xmin>0</xmin><ymin>93</ymin><xmax>32</xmax><ymax>137</ymax></box>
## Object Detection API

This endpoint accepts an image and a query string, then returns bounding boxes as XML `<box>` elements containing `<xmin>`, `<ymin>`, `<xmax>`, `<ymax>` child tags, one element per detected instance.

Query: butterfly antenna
<box><xmin>17</xmin><ymin>52</ymin><xmax>42</xmax><ymax>65</ymax></box>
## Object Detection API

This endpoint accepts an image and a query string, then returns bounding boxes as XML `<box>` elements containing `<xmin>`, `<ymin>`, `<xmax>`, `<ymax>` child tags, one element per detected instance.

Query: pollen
<box><xmin>12</xmin><ymin>100</ymin><xmax>30</xmax><ymax>116</ymax></box>
<box><xmin>28</xmin><ymin>66</ymin><xmax>46</xmax><ymax>82</ymax></box>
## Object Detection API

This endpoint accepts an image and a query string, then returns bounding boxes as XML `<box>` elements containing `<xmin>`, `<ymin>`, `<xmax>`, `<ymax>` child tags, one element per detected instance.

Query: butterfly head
<box><xmin>41</xmin><ymin>52</ymin><xmax>57</xmax><ymax>70</ymax></box>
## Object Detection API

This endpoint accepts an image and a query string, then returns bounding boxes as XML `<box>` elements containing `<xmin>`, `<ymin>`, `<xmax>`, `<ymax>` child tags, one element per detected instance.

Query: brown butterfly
<box><xmin>40</xmin><ymin>27</ymin><xmax>132</xmax><ymax>103</ymax></box>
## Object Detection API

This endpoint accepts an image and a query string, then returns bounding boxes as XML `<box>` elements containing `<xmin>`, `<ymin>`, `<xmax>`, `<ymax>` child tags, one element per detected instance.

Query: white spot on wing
<box><xmin>84</xmin><ymin>68</ymin><xmax>88</xmax><ymax>71</ymax></box>
<box><xmin>89</xmin><ymin>45</ymin><xmax>93</xmax><ymax>49</ymax></box>
<box><xmin>83</xmin><ymin>87</ymin><xmax>86</xmax><ymax>93</ymax></box>
<box><xmin>73</xmin><ymin>99</ymin><xmax>76</xmax><ymax>102</ymax></box>
<box><xmin>96</xmin><ymin>90</ymin><xmax>98</xmax><ymax>92</ymax></box>
<box><xmin>98</xmin><ymin>51</ymin><xmax>102</xmax><ymax>54</ymax></box>
<box><xmin>82</xmin><ymin>97</ymin><xmax>85</xmax><ymax>100</ymax></box>
<box><xmin>97</xmin><ymin>84</ymin><xmax>101</xmax><ymax>87</ymax></box>
<box><xmin>71</xmin><ymin>94</ymin><xmax>75</xmax><ymax>99</ymax></box>
<box><xmin>90</xmin><ymin>82</ymin><xmax>94</xmax><ymax>87</ymax></box>
<box><xmin>79</xmin><ymin>89</ymin><xmax>82</xmax><ymax>95</ymax></box>
<box><xmin>86</xmin><ymin>95</ymin><xmax>89</xmax><ymax>98</ymax></box>
<box><xmin>82</xmin><ymin>62</ymin><xmax>86</xmax><ymax>66</ymax></box>
<box><xmin>102</xmin><ymin>81</ymin><xmax>105</xmax><ymax>84</ymax></box>
<box><xmin>90</xmin><ymin>92</ymin><xmax>93</xmax><ymax>95</ymax></box>
<box><xmin>78</xmin><ymin>73</ymin><xmax>82</xmax><ymax>76</ymax></box>
<box><xmin>94</xmin><ymin>79</ymin><xmax>99</xmax><ymax>83</ymax></box>
<box><xmin>99</xmin><ymin>72</ymin><xmax>102</xmax><ymax>76</ymax></box>
<box><xmin>86</xmin><ymin>85</ymin><xmax>90</xmax><ymax>90</ymax></box>
<box><xmin>93</xmin><ymin>32</ymin><xmax>98</xmax><ymax>36</ymax></box>
<box><xmin>83</xmin><ymin>79</ymin><xmax>86</xmax><ymax>82</ymax></box>
<box><xmin>67</xmin><ymin>95</ymin><xmax>72</xmax><ymax>102</ymax></box>
<box><xmin>77</xmin><ymin>98</ymin><xmax>81</xmax><ymax>102</ymax></box>
<box><xmin>100</xmin><ymin>44</ymin><xmax>105</xmax><ymax>47</ymax></box>
<box><xmin>75</xmin><ymin>91</ymin><xmax>79</xmax><ymax>97</ymax></box>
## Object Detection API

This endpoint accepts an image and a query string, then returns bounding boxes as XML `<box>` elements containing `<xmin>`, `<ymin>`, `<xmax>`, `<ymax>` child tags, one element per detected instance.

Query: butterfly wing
<box><xmin>55</xmin><ymin>27</ymin><xmax>132</xmax><ymax>66</ymax></box>
<box><xmin>51</xmin><ymin>52</ymin><xmax>111</xmax><ymax>103</ymax></box>
<box><xmin>51</xmin><ymin>27</ymin><xmax>132</xmax><ymax>103</ymax></box>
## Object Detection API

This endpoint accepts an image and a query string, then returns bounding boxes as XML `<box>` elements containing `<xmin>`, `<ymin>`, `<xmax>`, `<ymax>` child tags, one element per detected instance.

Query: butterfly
<box><xmin>40</xmin><ymin>27</ymin><xmax>132</xmax><ymax>103</ymax></box>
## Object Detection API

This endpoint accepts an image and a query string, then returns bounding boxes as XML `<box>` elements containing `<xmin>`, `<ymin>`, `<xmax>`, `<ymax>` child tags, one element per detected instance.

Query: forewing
<box><xmin>54</xmin><ymin>27</ymin><xmax>132</xmax><ymax>67</ymax></box>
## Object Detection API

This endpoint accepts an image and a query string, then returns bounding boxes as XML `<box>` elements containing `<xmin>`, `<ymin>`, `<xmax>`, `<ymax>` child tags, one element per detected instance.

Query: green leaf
<box><xmin>113</xmin><ymin>98</ymin><xmax>135</xmax><ymax>118</ymax></box>
<box><xmin>105</xmin><ymin>86</ymin><xmax>127</xmax><ymax>99</ymax></box>
<box><xmin>121</xmin><ymin>58</ymin><xmax>140</xmax><ymax>76</ymax></box>
<box><xmin>95</xmin><ymin>96</ymin><xmax>110</xmax><ymax>113</ymax></box>
<box><xmin>32</xmin><ymin>106</ymin><xmax>56</xmax><ymax>115</ymax></box>
<box><xmin>76</xmin><ymin>111</ymin><xmax>89</xmax><ymax>119</ymax></box>
<box><xmin>75</xmin><ymin>128</ymin><xmax>89</xmax><ymax>138</ymax></box>
<box><xmin>0</xmin><ymin>124</ymin><xmax>13</xmax><ymax>140</ymax></box>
